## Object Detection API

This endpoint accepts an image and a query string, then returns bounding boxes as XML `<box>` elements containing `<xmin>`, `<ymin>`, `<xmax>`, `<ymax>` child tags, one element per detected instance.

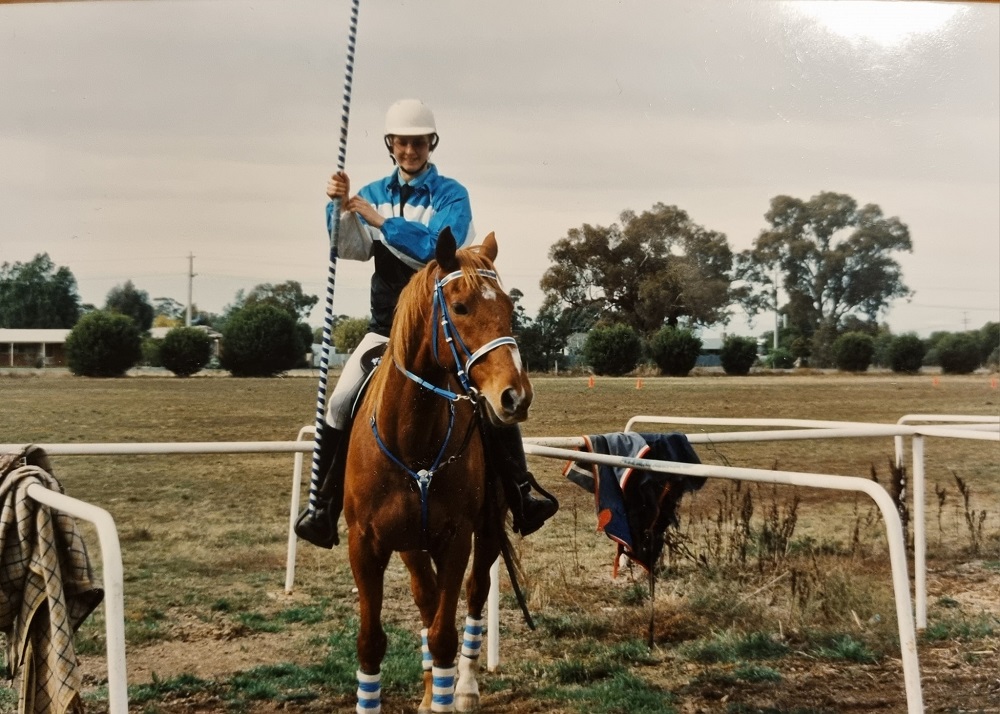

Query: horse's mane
<box><xmin>366</xmin><ymin>243</ymin><xmax>498</xmax><ymax>398</ymax></box>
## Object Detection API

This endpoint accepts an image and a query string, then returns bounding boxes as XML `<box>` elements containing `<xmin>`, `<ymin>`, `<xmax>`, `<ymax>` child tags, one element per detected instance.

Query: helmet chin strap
<box><xmin>397</xmin><ymin>161</ymin><xmax>430</xmax><ymax>181</ymax></box>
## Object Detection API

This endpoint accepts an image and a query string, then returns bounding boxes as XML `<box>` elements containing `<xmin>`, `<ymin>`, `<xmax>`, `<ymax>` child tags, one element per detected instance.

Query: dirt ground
<box><xmin>3</xmin><ymin>371</ymin><xmax>998</xmax><ymax>713</ymax></box>
<box><xmin>76</xmin><ymin>561</ymin><xmax>1000</xmax><ymax>713</ymax></box>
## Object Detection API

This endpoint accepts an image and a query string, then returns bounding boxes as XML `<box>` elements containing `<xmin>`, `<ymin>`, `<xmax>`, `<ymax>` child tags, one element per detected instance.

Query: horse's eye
<box><xmin>452</xmin><ymin>302</ymin><xmax>469</xmax><ymax>316</ymax></box>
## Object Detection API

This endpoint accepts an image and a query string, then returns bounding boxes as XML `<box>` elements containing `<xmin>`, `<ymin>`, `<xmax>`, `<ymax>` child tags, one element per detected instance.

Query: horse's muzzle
<box><xmin>483</xmin><ymin>381</ymin><xmax>532</xmax><ymax>426</ymax></box>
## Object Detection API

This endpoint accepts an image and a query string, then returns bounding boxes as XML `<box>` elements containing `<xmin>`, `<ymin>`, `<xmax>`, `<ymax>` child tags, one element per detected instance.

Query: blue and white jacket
<box><xmin>327</xmin><ymin>164</ymin><xmax>475</xmax><ymax>336</ymax></box>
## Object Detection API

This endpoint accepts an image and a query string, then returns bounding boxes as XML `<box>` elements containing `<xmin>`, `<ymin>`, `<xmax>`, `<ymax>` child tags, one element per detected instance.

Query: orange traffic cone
<box><xmin>636</xmin><ymin>378</ymin><xmax>643</xmax><ymax>389</ymax></box>
<box><xmin>588</xmin><ymin>375</ymin><xmax>595</xmax><ymax>389</ymax></box>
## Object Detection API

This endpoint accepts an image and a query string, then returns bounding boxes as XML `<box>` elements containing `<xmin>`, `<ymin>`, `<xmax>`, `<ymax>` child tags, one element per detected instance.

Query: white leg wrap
<box><xmin>356</xmin><ymin>669</ymin><xmax>381</xmax><ymax>714</ymax></box>
<box><xmin>431</xmin><ymin>663</ymin><xmax>457</xmax><ymax>712</ymax></box>
<box><xmin>421</xmin><ymin>627</ymin><xmax>433</xmax><ymax>672</ymax></box>
<box><xmin>460</xmin><ymin>616</ymin><xmax>484</xmax><ymax>660</ymax></box>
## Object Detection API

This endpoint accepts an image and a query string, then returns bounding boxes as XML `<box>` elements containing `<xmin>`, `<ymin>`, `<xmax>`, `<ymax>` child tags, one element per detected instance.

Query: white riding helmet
<box><xmin>384</xmin><ymin>99</ymin><xmax>439</xmax><ymax>152</ymax></box>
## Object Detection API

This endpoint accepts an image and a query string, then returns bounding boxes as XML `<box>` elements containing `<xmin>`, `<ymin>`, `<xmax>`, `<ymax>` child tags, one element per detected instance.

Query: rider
<box><xmin>295</xmin><ymin>98</ymin><xmax>558</xmax><ymax>549</ymax></box>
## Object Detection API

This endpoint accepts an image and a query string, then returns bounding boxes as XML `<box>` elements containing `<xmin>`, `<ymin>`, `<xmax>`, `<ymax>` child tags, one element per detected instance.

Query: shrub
<box><xmin>790</xmin><ymin>336</ymin><xmax>811</xmax><ymax>366</ymax></box>
<box><xmin>648</xmin><ymin>327</ymin><xmax>702</xmax><ymax>376</ymax></box>
<box><xmin>832</xmin><ymin>332</ymin><xmax>875</xmax><ymax>372</ymax></box>
<box><xmin>765</xmin><ymin>347</ymin><xmax>794</xmax><ymax>369</ymax></box>
<box><xmin>888</xmin><ymin>333</ymin><xmax>926</xmax><ymax>374</ymax></box>
<box><xmin>978</xmin><ymin>322</ymin><xmax>999</xmax><ymax>364</ymax></box>
<box><xmin>160</xmin><ymin>327</ymin><xmax>213</xmax><ymax>377</ymax></box>
<box><xmin>141</xmin><ymin>337</ymin><xmax>163</xmax><ymax>367</ymax></box>
<box><xmin>333</xmin><ymin>317</ymin><xmax>370</xmax><ymax>353</ymax></box>
<box><xmin>720</xmin><ymin>336</ymin><xmax>758</xmax><ymax>376</ymax></box>
<box><xmin>872</xmin><ymin>332</ymin><xmax>894</xmax><ymax>368</ymax></box>
<box><xmin>582</xmin><ymin>324</ymin><xmax>642</xmax><ymax>376</ymax></box>
<box><xmin>937</xmin><ymin>333</ymin><xmax>982</xmax><ymax>375</ymax></box>
<box><xmin>65</xmin><ymin>310</ymin><xmax>143</xmax><ymax>377</ymax></box>
<box><xmin>220</xmin><ymin>305</ymin><xmax>300</xmax><ymax>377</ymax></box>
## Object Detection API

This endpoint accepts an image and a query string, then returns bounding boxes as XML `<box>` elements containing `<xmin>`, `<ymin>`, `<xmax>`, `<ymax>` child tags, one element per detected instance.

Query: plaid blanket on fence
<box><xmin>0</xmin><ymin>446</ymin><xmax>104</xmax><ymax>714</ymax></box>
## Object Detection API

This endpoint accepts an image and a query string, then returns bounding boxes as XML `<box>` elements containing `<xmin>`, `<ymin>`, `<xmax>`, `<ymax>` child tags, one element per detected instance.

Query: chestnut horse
<box><xmin>342</xmin><ymin>229</ymin><xmax>531</xmax><ymax>713</ymax></box>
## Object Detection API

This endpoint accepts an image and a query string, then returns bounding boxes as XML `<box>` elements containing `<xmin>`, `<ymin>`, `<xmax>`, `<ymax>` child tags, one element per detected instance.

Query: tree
<box><xmin>832</xmin><ymin>331</ymin><xmax>875</xmax><ymax>372</ymax></box>
<box><xmin>333</xmin><ymin>317</ymin><xmax>369</xmax><ymax>353</ymax></box>
<box><xmin>720</xmin><ymin>336</ymin><xmax>759</xmax><ymax>376</ymax></box>
<box><xmin>153</xmin><ymin>296</ymin><xmax>186</xmax><ymax>321</ymax></box>
<box><xmin>220</xmin><ymin>304</ymin><xmax>300</xmax><ymax>377</ymax></box>
<box><xmin>937</xmin><ymin>333</ymin><xmax>982</xmax><ymax>375</ymax></box>
<box><xmin>0</xmin><ymin>253</ymin><xmax>81</xmax><ymax>328</ymax></box>
<box><xmin>582</xmin><ymin>323</ymin><xmax>643</xmax><ymax>376</ymax></box>
<box><xmin>888</xmin><ymin>333</ymin><xmax>926</xmax><ymax>374</ymax></box>
<box><xmin>233</xmin><ymin>281</ymin><xmax>319</xmax><ymax>323</ymax></box>
<box><xmin>516</xmin><ymin>297</ymin><xmax>573</xmax><ymax>372</ymax></box>
<box><xmin>648</xmin><ymin>327</ymin><xmax>702</xmax><ymax>376</ymax></box>
<box><xmin>65</xmin><ymin>311</ymin><xmax>142</xmax><ymax>377</ymax></box>
<box><xmin>541</xmin><ymin>203</ymin><xmax>737</xmax><ymax>334</ymax></box>
<box><xmin>160</xmin><ymin>327</ymin><xmax>213</xmax><ymax>377</ymax></box>
<box><xmin>737</xmin><ymin>192</ymin><xmax>912</xmax><ymax>361</ymax></box>
<box><xmin>105</xmin><ymin>280</ymin><xmax>155</xmax><ymax>332</ymax></box>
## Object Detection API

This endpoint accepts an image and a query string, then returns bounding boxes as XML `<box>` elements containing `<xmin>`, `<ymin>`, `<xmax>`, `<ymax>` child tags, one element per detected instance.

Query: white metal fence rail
<box><xmin>8</xmin><ymin>411</ymin><xmax>996</xmax><ymax>714</ymax></box>
<box><xmin>18</xmin><ymin>483</ymin><xmax>128</xmax><ymax>714</ymax></box>
<box><xmin>520</xmin><ymin>442</ymin><xmax>925</xmax><ymax>714</ymax></box>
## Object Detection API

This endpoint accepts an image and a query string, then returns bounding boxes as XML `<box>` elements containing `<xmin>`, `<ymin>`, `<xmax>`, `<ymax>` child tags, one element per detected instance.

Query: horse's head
<box><xmin>427</xmin><ymin>228</ymin><xmax>533</xmax><ymax>426</ymax></box>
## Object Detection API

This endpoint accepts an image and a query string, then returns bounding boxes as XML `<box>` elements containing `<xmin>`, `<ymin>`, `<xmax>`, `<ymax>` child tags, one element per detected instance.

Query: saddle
<box><xmin>349</xmin><ymin>341</ymin><xmax>387</xmax><ymax>420</ymax></box>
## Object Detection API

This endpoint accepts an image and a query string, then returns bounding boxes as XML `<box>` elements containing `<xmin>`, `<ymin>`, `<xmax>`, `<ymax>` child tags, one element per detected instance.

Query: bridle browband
<box><xmin>371</xmin><ymin>266</ymin><xmax>519</xmax><ymax>549</ymax></box>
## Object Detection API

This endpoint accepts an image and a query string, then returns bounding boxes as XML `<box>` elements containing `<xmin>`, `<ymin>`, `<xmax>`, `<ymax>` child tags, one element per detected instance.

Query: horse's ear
<box><xmin>481</xmin><ymin>232</ymin><xmax>498</xmax><ymax>262</ymax></box>
<box><xmin>435</xmin><ymin>227</ymin><xmax>458</xmax><ymax>272</ymax></box>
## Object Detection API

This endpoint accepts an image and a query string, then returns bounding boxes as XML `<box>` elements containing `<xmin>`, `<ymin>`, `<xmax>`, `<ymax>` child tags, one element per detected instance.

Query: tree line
<box><xmin>0</xmin><ymin>253</ymin><xmax>325</xmax><ymax>377</ymax></box>
<box><xmin>3</xmin><ymin>190</ymin><xmax>997</xmax><ymax>377</ymax></box>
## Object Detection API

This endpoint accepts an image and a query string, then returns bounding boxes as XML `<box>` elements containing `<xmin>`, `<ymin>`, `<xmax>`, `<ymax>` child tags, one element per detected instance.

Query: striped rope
<box><xmin>309</xmin><ymin>0</ymin><xmax>362</xmax><ymax>512</ymax></box>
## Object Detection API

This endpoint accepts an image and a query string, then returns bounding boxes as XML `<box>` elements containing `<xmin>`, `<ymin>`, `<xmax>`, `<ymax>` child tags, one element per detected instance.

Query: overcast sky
<box><xmin>2</xmin><ymin>0</ymin><xmax>997</xmax><ymax>338</ymax></box>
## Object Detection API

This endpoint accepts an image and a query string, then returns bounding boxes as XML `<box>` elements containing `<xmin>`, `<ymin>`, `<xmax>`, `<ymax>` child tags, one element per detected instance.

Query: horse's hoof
<box><xmin>455</xmin><ymin>693</ymin><xmax>480</xmax><ymax>712</ymax></box>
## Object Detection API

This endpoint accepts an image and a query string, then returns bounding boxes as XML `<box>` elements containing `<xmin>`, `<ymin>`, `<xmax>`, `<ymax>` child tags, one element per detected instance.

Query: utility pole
<box><xmin>773</xmin><ymin>264</ymin><xmax>780</xmax><ymax>351</ymax></box>
<box><xmin>186</xmin><ymin>253</ymin><xmax>196</xmax><ymax>326</ymax></box>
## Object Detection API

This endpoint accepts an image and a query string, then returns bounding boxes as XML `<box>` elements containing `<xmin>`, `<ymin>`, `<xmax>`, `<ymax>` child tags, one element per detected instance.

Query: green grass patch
<box><xmin>922</xmin><ymin>612</ymin><xmax>997</xmax><ymax>642</ymax></box>
<box><xmin>536</xmin><ymin>611</ymin><xmax>611</xmax><ymax>639</ymax></box>
<box><xmin>276</xmin><ymin>602</ymin><xmax>329</xmax><ymax>625</ymax></box>
<box><xmin>541</xmin><ymin>669</ymin><xmax>674</xmax><ymax>714</ymax></box>
<box><xmin>235</xmin><ymin>611</ymin><xmax>285</xmax><ymax>633</ymax></box>
<box><xmin>125</xmin><ymin>608</ymin><xmax>169</xmax><ymax>645</ymax></box>
<box><xmin>129</xmin><ymin>673</ymin><xmax>213</xmax><ymax>705</ymax></box>
<box><xmin>682</xmin><ymin>631</ymin><xmax>789</xmax><ymax>664</ymax></box>
<box><xmin>733</xmin><ymin>663</ymin><xmax>783</xmax><ymax>683</ymax></box>
<box><xmin>726</xmin><ymin>705</ymin><xmax>834</xmax><ymax>714</ymax></box>
<box><xmin>809</xmin><ymin>634</ymin><xmax>879</xmax><ymax>664</ymax></box>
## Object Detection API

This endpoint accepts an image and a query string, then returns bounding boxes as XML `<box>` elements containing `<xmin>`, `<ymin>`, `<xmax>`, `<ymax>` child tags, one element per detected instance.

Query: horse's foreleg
<box><xmin>456</xmin><ymin>527</ymin><xmax>502</xmax><ymax>712</ymax></box>
<box><xmin>401</xmin><ymin>550</ymin><xmax>439</xmax><ymax>714</ymax></box>
<box><xmin>423</xmin><ymin>534</ymin><xmax>473</xmax><ymax>713</ymax></box>
<box><xmin>349</xmin><ymin>530</ymin><xmax>392</xmax><ymax>713</ymax></box>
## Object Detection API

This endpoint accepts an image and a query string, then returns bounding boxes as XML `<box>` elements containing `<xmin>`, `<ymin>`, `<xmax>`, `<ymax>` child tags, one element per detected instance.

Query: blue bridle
<box><xmin>370</xmin><ymin>267</ymin><xmax>519</xmax><ymax>548</ymax></box>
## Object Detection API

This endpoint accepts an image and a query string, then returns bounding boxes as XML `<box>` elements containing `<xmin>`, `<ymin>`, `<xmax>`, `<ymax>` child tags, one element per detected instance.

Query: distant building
<box><xmin>696</xmin><ymin>337</ymin><xmax>724</xmax><ymax>367</ymax></box>
<box><xmin>0</xmin><ymin>329</ymin><xmax>71</xmax><ymax>367</ymax></box>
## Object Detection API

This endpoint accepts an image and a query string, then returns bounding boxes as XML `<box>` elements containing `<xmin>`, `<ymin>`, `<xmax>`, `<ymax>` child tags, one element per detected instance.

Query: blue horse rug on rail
<box><xmin>564</xmin><ymin>432</ymin><xmax>705</xmax><ymax>576</ymax></box>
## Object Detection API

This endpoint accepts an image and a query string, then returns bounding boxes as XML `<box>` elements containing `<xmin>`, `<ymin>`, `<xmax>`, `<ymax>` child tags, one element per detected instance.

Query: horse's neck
<box><xmin>371</xmin><ymin>345</ymin><xmax>468</xmax><ymax>458</ymax></box>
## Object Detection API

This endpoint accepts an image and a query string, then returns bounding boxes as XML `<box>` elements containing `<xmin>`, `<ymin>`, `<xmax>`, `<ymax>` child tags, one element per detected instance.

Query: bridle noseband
<box><xmin>371</xmin><ymin>267</ymin><xmax>518</xmax><ymax>548</ymax></box>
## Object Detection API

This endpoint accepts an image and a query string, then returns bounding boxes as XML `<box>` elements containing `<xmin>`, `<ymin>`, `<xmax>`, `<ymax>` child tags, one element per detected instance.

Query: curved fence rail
<box><xmin>7</xmin><ymin>412</ymin><xmax>997</xmax><ymax>714</ymax></box>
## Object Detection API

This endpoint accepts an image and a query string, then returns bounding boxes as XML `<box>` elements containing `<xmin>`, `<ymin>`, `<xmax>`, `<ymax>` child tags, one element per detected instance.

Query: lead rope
<box><xmin>307</xmin><ymin>0</ymin><xmax>362</xmax><ymax>516</ymax></box>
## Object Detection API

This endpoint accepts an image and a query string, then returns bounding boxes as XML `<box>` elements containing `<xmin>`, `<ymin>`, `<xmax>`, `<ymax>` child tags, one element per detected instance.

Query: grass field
<box><xmin>1</xmin><ymin>370</ymin><xmax>998</xmax><ymax>713</ymax></box>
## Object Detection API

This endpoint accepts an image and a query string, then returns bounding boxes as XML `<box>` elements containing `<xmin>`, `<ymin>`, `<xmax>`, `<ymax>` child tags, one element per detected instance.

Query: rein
<box><xmin>371</xmin><ymin>267</ymin><xmax>516</xmax><ymax>549</ymax></box>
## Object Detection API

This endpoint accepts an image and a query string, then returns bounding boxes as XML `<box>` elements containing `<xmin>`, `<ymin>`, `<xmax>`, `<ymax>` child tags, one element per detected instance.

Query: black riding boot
<box><xmin>294</xmin><ymin>426</ymin><xmax>345</xmax><ymax>549</ymax></box>
<box><xmin>488</xmin><ymin>424</ymin><xmax>559</xmax><ymax>536</ymax></box>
